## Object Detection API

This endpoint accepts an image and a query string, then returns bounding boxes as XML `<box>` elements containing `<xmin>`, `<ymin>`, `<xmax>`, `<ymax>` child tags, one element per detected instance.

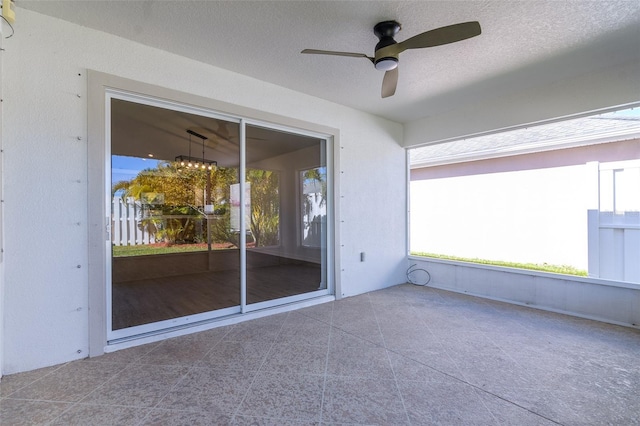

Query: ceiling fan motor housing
<box><xmin>300</xmin><ymin>19</ymin><xmax>481</xmax><ymax>97</ymax></box>
<box><xmin>373</xmin><ymin>20</ymin><xmax>401</xmax><ymax>71</ymax></box>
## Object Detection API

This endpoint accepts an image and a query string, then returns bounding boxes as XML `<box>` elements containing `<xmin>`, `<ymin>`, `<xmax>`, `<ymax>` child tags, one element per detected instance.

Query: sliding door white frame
<box><xmin>101</xmin><ymin>87</ymin><xmax>334</xmax><ymax>344</ymax></box>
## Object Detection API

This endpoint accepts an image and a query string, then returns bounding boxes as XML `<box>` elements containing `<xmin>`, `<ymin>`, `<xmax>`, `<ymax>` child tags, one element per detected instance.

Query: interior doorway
<box><xmin>107</xmin><ymin>93</ymin><xmax>332</xmax><ymax>341</ymax></box>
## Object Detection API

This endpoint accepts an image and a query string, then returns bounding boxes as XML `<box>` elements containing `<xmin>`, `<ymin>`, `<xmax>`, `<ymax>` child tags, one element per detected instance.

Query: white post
<box><xmin>587</xmin><ymin>209</ymin><xmax>600</xmax><ymax>278</ymax></box>
<box><xmin>586</xmin><ymin>161</ymin><xmax>600</xmax><ymax>278</ymax></box>
<box><xmin>586</xmin><ymin>161</ymin><xmax>600</xmax><ymax>211</ymax></box>
<box><xmin>132</xmin><ymin>202</ymin><xmax>140</xmax><ymax>245</ymax></box>
<box><xmin>623</xmin><ymin>224</ymin><xmax>640</xmax><ymax>283</ymax></box>
<box><xmin>142</xmin><ymin>211</ymin><xmax>150</xmax><ymax>244</ymax></box>
<box><xmin>128</xmin><ymin>201</ymin><xmax>135</xmax><ymax>245</ymax></box>
<box><xmin>113</xmin><ymin>197</ymin><xmax>121</xmax><ymax>246</ymax></box>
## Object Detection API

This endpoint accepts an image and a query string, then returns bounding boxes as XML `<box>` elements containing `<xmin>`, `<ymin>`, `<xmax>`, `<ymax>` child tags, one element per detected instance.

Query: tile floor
<box><xmin>1</xmin><ymin>284</ymin><xmax>639</xmax><ymax>425</ymax></box>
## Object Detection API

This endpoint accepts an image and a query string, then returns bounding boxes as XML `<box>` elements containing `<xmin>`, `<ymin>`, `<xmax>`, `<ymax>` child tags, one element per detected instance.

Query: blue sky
<box><xmin>112</xmin><ymin>155</ymin><xmax>161</xmax><ymax>184</ymax></box>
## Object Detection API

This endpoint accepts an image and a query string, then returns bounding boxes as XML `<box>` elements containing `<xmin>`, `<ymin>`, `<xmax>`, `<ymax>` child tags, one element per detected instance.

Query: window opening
<box><xmin>409</xmin><ymin>105</ymin><xmax>640</xmax><ymax>284</ymax></box>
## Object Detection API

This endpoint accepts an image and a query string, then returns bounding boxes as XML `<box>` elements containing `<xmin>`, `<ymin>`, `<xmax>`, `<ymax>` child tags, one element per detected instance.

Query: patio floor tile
<box><xmin>2</xmin><ymin>284</ymin><xmax>639</xmax><ymax>425</ymax></box>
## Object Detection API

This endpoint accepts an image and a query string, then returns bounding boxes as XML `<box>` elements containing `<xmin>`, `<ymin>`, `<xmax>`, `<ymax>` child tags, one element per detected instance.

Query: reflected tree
<box><xmin>113</xmin><ymin>162</ymin><xmax>237</xmax><ymax>245</ymax></box>
<box><xmin>247</xmin><ymin>169</ymin><xmax>280</xmax><ymax>247</ymax></box>
<box><xmin>113</xmin><ymin>161</ymin><xmax>282</xmax><ymax>248</ymax></box>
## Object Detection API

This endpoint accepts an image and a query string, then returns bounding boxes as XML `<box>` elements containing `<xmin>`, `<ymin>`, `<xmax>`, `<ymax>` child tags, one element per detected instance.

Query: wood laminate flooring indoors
<box><xmin>112</xmin><ymin>263</ymin><xmax>322</xmax><ymax>330</ymax></box>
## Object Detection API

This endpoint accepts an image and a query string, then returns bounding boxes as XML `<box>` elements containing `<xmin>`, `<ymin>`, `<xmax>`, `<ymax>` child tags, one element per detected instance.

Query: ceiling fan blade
<box><xmin>396</xmin><ymin>21</ymin><xmax>481</xmax><ymax>52</ymax></box>
<box><xmin>381</xmin><ymin>67</ymin><xmax>398</xmax><ymax>98</ymax></box>
<box><xmin>301</xmin><ymin>49</ymin><xmax>374</xmax><ymax>63</ymax></box>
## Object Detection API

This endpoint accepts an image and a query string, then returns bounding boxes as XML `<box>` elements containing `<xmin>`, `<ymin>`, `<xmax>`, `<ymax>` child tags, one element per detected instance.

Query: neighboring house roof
<box><xmin>410</xmin><ymin>107</ymin><xmax>640</xmax><ymax>167</ymax></box>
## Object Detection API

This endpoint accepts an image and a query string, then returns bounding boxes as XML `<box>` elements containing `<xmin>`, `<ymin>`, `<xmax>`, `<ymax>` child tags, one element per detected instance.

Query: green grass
<box><xmin>113</xmin><ymin>243</ymin><xmax>226</xmax><ymax>257</ymax></box>
<box><xmin>410</xmin><ymin>252</ymin><xmax>588</xmax><ymax>276</ymax></box>
<box><xmin>115</xmin><ymin>245</ymin><xmax>587</xmax><ymax>277</ymax></box>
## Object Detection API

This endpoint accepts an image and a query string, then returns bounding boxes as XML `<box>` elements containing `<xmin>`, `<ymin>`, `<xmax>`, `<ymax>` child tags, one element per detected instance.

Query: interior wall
<box><xmin>403</xmin><ymin>60</ymin><xmax>640</xmax><ymax>147</ymax></box>
<box><xmin>1</xmin><ymin>8</ymin><xmax>406</xmax><ymax>374</ymax></box>
<box><xmin>249</xmin><ymin>144</ymin><xmax>324</xmax><ymax>263</ymax></box>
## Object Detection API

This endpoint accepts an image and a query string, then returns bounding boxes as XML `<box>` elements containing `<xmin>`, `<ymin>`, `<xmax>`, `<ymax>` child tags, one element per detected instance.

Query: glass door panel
<box><xmin>245</xmin><ymin>124</ymin><xmax>327</xmax><ymax>305</ymax></box>
<box><xmin>109</xmin><ymin>97</ymin><xmax>240</xmax><ymax>334</ymax></box>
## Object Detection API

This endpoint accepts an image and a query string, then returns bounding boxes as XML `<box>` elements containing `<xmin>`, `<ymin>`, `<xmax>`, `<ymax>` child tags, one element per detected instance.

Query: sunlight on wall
<box><xmin>410</xmin><ymin>164</ymin><xmax>589</xmax><ymax>269</ymax></box>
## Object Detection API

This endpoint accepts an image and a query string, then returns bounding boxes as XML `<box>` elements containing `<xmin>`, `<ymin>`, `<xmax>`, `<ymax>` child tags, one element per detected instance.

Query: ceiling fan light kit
<box><xmin>374</xmin><ymin>58</ymin><xmax>398</xmax><ymax>71</ymax></box>
<box><xmin>373</xmin><ymin>20</ymin><xmax>401</xmax><ymax>71</ymax></box>
<box><xmin>302</xmin><ymin>19</ymin><xmax>481</xmax><ymax>98</ymax></box>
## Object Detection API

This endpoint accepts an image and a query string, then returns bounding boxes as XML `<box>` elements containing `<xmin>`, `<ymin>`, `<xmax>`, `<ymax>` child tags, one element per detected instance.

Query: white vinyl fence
<box><xmin>111</xmin><ymin>196</ymin><xmax>156</xmax><ymax>246</ymax></box>
<box><xmin>588</xmin><ymin>160</ymin><xmax>640</xmax><ymax>283</ymax></box>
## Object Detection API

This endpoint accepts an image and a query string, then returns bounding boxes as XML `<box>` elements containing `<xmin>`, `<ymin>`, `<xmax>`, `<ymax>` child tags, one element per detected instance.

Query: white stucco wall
<box><xmin>0</xmin><ymin>5</ymin><xmax>5</xmax><ymax>378</ymax></box>
<box><xmin>411</xmin><ymin>163</ymin><xmax>590</xmax><ymax>269</ymax></box>
<box><xmin>1</xmin><ymin>8</ymin><xmax>406</xmax><ymax>374</ymax></box>
<box><xmin>409</xmin><ymin>257</ymin><xmax>640</xmax><ymax>329</ymax></box>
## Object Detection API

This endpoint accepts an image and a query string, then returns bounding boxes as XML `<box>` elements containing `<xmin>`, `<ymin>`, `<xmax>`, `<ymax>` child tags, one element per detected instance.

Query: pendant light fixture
<box><xmin>175</xmin><ymin>129</ymin><xmax>217</xmax><ymax>171</ymax></box>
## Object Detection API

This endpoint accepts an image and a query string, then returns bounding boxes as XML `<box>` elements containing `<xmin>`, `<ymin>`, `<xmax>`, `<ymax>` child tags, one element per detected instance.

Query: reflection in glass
<box><xmin>245</xmin><ymin>125</ymin><xmax>327</xmax><ymax>304</ymax></box>
<box><xmin>111</xmin><ymin>157</ymin><xmax>241</xmax><ymax>329</ymax></box>
<box><xmin>110</xmin><ymin>98</ymin><xmax>240</xmax><ymax>330</ymax></box>
<box><xmin>109</xmin><ymin>97</ymin><xmax>330</xmax><ymax>333</ymax></box>
<box><xmin>247</xmin><ymin>169</ymin><xmax>280</xmax><ymax>247</ymax></box>
<box><xmin>301</xmin><ymin>167</ymin><xmax>327</xmax><ymax>248</ymax></box>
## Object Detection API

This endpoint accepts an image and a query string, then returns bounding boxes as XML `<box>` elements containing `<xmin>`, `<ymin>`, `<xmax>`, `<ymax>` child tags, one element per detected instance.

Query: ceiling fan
<box><xmin>302</xmin><ymin>20</ymin><xmax>481</xmax><ymax>98</ymax></box>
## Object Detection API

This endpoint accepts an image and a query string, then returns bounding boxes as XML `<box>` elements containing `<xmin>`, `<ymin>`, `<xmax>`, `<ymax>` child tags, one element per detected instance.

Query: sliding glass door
<box><xmin>108</xmin><ymin>97</ymin><xmax>242</xmax><ymax>338</ymax></box>
<box><xmin>245</xmin><ymin>125</ymin><xmax>328</xmax><ymax>309</ymax></box>
<box><xmin>107</xmin><ymin>93</ymin><xmax>331</xmax><ymax>340</ymax></box>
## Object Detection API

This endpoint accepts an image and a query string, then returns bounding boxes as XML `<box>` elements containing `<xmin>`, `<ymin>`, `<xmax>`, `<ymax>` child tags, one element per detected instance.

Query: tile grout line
<box><xmin>418</xmin><ymin>303</ymin><xmax>507</xmax><ymax>426</ymax></box>
<box><xmin>229</xmin><ymin>311</ymin><xmax>291</xmax><ymax>423</ymax></box>
<box><xmin>12</xmin><ymin>285</ymin><xmax>631</xmax><ymax>425</ymax></box>
<box><xmin>133</xmin><ymin>325</ymin><xmax>235</xmax><ymax>426</ymax></box>
<box><xmin>368</xmin><ymin>293</ymin><xmax>413</xmax><ymax>425</ymax></box>
<box><xmin>422</xmin><ymin>364</ymin><xmax>565</xmax><ymax>424</ymax></box>
<box><xmin>40</xmin><ymin>360</ymin><xmax>134</xmax><ymax>426</ymax></box>
<box><xmin>317</xmin><ymin>298</ymin><xmax>335</xmax><ymax>425</ymax></box>
<box><xmin>324</xmin><ymin>289</ymin><xmax>566</xmax><ymax>426</ymax></box>
<box><xmin>397</xmin><ymin>290</ymin><xmax>567</xmax><ymax>426</ymax></box>
<box><xmin>1</xmin><ymin>360</ymin><xmax>72</xmax><ymax>400</ymax></box>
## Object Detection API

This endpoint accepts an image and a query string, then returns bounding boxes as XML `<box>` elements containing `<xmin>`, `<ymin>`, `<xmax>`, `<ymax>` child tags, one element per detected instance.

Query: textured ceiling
<box><xmin>18</xmin><ymin>0</ymin><xmax>640</xmax><ymax>124</ymax></box>
<box><xmin>111</xmin><ymin>98</ymin><xmax>322</xmax><ymax>167</ymax></box>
